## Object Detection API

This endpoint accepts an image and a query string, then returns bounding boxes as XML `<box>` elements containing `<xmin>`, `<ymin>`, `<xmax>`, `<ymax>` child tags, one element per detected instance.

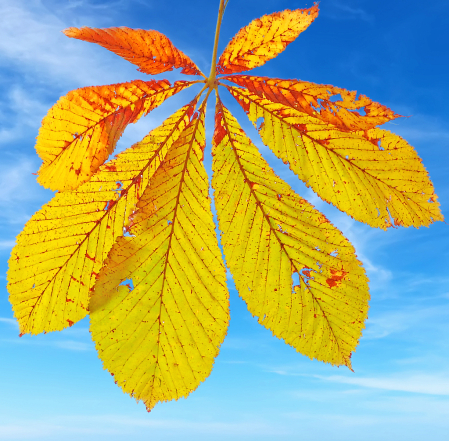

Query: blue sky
<box><xmin>1</xmin><ymin>0</ymin><xmax>448</xmax><ymax>439</ymax></box>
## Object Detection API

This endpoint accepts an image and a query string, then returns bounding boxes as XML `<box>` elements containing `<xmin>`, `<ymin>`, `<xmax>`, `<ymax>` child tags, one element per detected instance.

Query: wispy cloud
<box><xmin>0</xmin><ymin>240</ymin><xmax>15</xmax><ymax>250</ymax></box>
<box><xmin>0</xmin><ymin>0</ymin><xmax>131</xmax><ymax>88</ymax></box>
<box><xmin>319</xmin><ymin>372</ymin><xmax>449</xmax><ymax>395</ymax></box>
<box><xmin>53</xmin><ymin>340</ymin><xmax>92</xmax><ymax>351</ymax></box>
<box><xmin>0</xmin><ymin>85</ymin><xmax>49</xmax><ymax>146</ymax></box>
<box><xmin>2</xmin><ymin>337</ymin><xmax>93</xmax><ymax>352</ymax></box>
<box><xmin>0</xmin><ymin>157</ymin><xmax>38</xmax><ymax>203</ymax></box>
<box><xmin>0</xmin><ymin>156</ymin><xmax>52</xmax><ymax>228</ymax></box>
<box><xmin>326</xmin><ymin>1</ymin><xmax>374</xmax><ymax>22</ymax></box>
<box><xmin>0</xmin><ymin>415</ymin><xmax>289</xmax><ymax>439</ymax></box>
<box><xmin>0</xmin><ymin>317</ymin><xmax>19</xmax><ymax>328</ymax></box>
<box><xmin>363</xmin><ymin>304</ymin><xmax>449</xmax><ymax>340</ymax></box>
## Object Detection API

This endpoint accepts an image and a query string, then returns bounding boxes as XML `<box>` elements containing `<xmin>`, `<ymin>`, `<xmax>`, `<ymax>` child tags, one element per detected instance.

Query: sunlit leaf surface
<box><xmin>90</xmin><ymin>106</ymin><xmax>229</xmax><ymax>410</ymax></box>
<box><xmin>6</xmin><ymin>0</ymin><xmax>443</xmax><ymax>410</ymax></box>
<box><xmin>225</xmin><ymin>81</ymin><xmax>443</xmax><ymax>228</ymax></box>
<box><xmin>217</xmin><ymin>6</ymin><xmax>319</xmax><ymax>74</ymax></box>
<box><xmin>36</xmin><ymin>80</ymin><xmax>192</xmax><ymax>191</ymax></box>
<box><xmin>212</xmin><ymin>101</ymin><xmax>369</xmax><ymax>367</ymax></box>
<box><xmin>8</xmin><ymin>103</ymin><xmax>196</xmax><ymax>334</ymax></box>
<box><xmin>64</xmin><ymin>27</ymin><xmax>203</xmax><ymax>76</ymax></box>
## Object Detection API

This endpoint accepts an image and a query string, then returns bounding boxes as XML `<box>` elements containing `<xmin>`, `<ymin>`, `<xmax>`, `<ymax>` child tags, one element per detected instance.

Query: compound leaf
<box><xmin>64</xmin><ymin>27</ymin><xmax>203</xmax><ymax>76</ymax></box>
<box><xmin>217</xmin><ymin>5</ymin><xmax>319</xmax><ymax>74</ymax></box>
<box><xmin>90</xmin><ymin>105</ymin><xmax>229</xmax><ymax>411</ymax></box>
<box><xmin>36</xmin><ymin>79</ymin><xmax>192</xmax><ymax>191</ymax></box>
<box><xmin>7</xmin><ymin>102</ymin><xmax>196</xmax><ymax>335</ymax></box>
<box><xmin>212</xmin><ymin>100</ymin><xmax>369</xmax><ymax>367</ymax></box>
<box><xmin>226</xmin><ymin>82</ymin><xmax>443</xmax><ymax>229</ymax></box>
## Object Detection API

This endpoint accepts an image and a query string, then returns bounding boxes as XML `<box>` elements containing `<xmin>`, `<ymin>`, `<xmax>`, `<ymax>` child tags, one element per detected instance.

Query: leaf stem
<box><xmin>207</xmin><ymin>0</ymin><xmax>227</xmax><ymax>89</ymax></box>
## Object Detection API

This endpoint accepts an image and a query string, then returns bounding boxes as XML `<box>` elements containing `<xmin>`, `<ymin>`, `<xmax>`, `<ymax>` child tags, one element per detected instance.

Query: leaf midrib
<box><xmin>18</xmin><ymin>102</ymin><xmax>196</xmax><ymax>333</ymax></box>
<box><xmin>217</xmin><ymin>100</ymin><xmax>346</xmax><ymax>363</ymax></box>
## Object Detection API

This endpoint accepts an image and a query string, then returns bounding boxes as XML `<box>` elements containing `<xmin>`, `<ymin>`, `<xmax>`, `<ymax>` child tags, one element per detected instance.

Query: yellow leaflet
<box><xmin>217</xmin><ymin>6</ymin><xmax>318</xmax><ymax>74</ymax></box>
<box><xmin>227</xmin><ymin>85</ymin><xmax>443</xmax><ymax>229</ymax></box>
<box><xmin>36</xmin><ymin>79</ymin><xmax>192</xmax><ymax>191</ymax></box>
<box><xmin>7</xmin><ymin>102</ymin><xmax>196</xmax><ymax>335</ymax></box>
<box><xmin>212</xmin><ymin>101</ymin><xmax>369</xmax><ymax>367</ymax></box>
<box><xmin>90</xmin><ymin>106</ymin><xmax>229</xmax><ymax>411</ymax></box>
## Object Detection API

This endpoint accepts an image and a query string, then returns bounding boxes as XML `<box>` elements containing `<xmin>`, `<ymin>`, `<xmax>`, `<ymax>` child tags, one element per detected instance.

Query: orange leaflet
<box><xmin>222</xmin><ymin>75</ymin><xmax>400</xmax><ymax>131</ymax></box>
<box><xmin>217</xmin><ymin>5</ymin><xmax>319</xmax><ymax>74</ymax></box>
<box><xmin>36</xmin><ymin>79</ymin><xmax>193</xmax><ymax>191</ymax></box>
<box><xmin>63</xmin><ymin>27</ymin><xmax>203</xmax><ymax>76</ymax></box>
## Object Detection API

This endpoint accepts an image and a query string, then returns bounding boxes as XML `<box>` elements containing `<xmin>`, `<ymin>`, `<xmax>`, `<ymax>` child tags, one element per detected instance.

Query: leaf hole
<box><xmin>329</xmin><ymin>93</ymin><xmax>342</xmax><ymax>103</ymax></box>
<box><xmin>292</xmin><ymin>272</ymin><xmax>300</xmax><ymax>286</ymax></box>
<box><xmin>255</xmin><ymin>116</ymin><xmax>264</xmax><ymax>130</ymax></box>
<box><xmin>167</xmin><ymin>220</ymin><xmax>173</xmax><ymax>225</ymax></box>
<box><xmin>119</xmin><ymin>279</ymin><xmax>134</xmax><ymax>291</ymax></box>
<box><xmin>330</xmin><ymin>250</ymin><xmax>338</xmax><ymax>257</ymax></box>
<box><xmin>313</xmin><ymin>98</ymin><xmax>325</xmax><ymax>112</ymax></box>
<box><xmin>113</xmin><ymin>181</ymin><xmax>124</xmax><ymax>196</ymax></box>
<box><xmin>277</xmin><ymin>224</ymin><xmax>287</xmax><ymax>234</ymax></box>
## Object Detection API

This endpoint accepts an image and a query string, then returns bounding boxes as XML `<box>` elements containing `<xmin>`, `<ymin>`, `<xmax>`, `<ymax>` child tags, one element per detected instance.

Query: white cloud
<box><xmin>363</xmin><ymin>304</ymin><xmax>449</xmax><ymax>340</ymax></box>
<box><xmin>319</xmin><ymin>372</ymin><xmax>449</xmax><ymax>395</ymax></box>
<box><xmin>53</xmin><ymin>340</ymin><xmax>92</xmax><ymax>351</ymax></box>
<box><xmin>0</xmin><ymin>317</ymin><xmax>19</xmax><ymax>328</ymax></box>
<box><xmin>0</xmin><ymin>0</ymin><xmax>127</xmax><ymax>87</ymax></box>
<box><xmin>327</xmin><ymin>1</ymin><xmax>374</xmax><ymax>22</ymax></box>
<box><xmin>0</xmin><ymin>424</ymin><xmax>55</xmax><ymax>440</ymax></box>
<box><xmin>0</xmin><ymin>415</ymin><xmax>289</xmax><ymax>439</ymax></box>
<box><xmin>0</xmin><ymin>240</ymin><xmax>16</xmax><ymax>250</ymax></box>
<box><xmin>3</xmin><ymin>337</ymin><xmax>93</xmax><ymax>352</ymax></box>
<box><xmin>0</xmin><ymin>157</ymin><xmax>43</xmax><ymax>204</ymax></box>
<box><xmin>0</xmin><ymin>85</ymin><xmax>50</xmax><ymax>146</ymax></box>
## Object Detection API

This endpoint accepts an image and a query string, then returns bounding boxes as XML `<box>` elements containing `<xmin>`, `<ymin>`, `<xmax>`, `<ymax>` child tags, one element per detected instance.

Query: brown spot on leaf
<box><xmin>302</xmin><ymin>268</ymin><xmax>312</xmax><ymax>278</ymax></box>
<box><xmin>326</xmin><ymin>268</ymin><xmax>348</xmax><ymax>288</ymax></box>
<box><xmin>318</xmin><ymin>214</ymin><xmax>330</xmax><ymax>224</ymax></box>
<box><xmin>104</xmin><ymin>164</ymin><xmax>117</xmax><ymax>172</ymax></box>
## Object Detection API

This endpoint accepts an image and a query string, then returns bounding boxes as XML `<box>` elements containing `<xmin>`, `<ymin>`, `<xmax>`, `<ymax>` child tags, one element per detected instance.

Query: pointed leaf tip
<box><xmin>7</xmin><ymin>102</ymin><xmax>197</xmax><ymax>335</ymax></box>
<box><xmin>90</xmin><ymin>107</ymin><xmax>229</xmax><ymax>410</ymax></box>
<box><xmin>212</xmin><ymin>101</ymin><xmax>369</xmax><ymax>367</ymax></box>
<box><xmin>225</xmin><ymin>78</ymin><xmax>443</xmax><ymax>229</ymax></box>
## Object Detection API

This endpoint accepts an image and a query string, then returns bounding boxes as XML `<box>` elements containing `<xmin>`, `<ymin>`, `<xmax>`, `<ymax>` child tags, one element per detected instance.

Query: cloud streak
<box><xmin>319</xmin><ymin>372</ymin><xmax>449</xmax><ymax>395</ymax></box>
